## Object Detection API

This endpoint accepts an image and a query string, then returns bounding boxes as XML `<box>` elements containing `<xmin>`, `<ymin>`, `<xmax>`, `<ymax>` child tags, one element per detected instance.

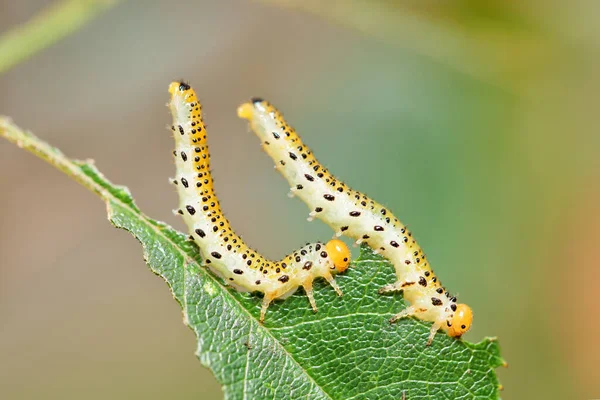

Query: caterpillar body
<box><xmin>238</xmin><ymin>99</ymin><xmax>473</xmax><ymax>344</ymax></box>
<box><xmin>168</xmin><ymin>82</ymin><xmax>351</xmax><ymax>322</ymax></box>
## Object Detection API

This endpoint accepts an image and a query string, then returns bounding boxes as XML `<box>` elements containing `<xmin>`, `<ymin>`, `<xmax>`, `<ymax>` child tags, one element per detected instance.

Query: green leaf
<box><xmin>1</xmin><ymin>117</ymin><xmax>505</xmax><ymax>399</ymax></box>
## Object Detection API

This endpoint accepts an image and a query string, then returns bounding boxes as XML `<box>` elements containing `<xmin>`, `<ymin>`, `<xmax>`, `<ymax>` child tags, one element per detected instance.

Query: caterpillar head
<box><xmin>447</xmin><ymin>304</ymin><xmax>473</xmax><ymax>337</ymax></box>
<box><xmin>325</xmin><ymin>239</ymin><xmax>351</xmax><ymax>273</ymax></box>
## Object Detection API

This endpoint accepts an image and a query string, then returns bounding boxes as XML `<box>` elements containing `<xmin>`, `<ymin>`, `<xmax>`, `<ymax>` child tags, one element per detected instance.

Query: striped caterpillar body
<box><xmin>238</xmin><ymin>99</ymin><xmax>473</xmax><ymax>344</ymax></box>
<box><xmin>168</xmin><ymin>82</ymin><xmax>351</xmax><ymax>322</ymax></box>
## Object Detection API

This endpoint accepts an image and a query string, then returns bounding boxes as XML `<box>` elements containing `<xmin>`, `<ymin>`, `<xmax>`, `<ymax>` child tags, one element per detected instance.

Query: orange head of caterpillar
<box><xmin>325</xmin><ymin>239</ymin><xmax>351</xmax><ymax>273</ymax></box>
<box><xmin>447</xmin><ymin>304</ymin><xmax>473</xmax><ymax>337</ymax></box>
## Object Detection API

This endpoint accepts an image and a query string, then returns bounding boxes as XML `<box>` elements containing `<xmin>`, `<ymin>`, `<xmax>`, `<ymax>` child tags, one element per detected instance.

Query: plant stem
<box><xmin>0</xmin><ymin>0</ymin><xmax>120</xmax><ymax>74</ymax></box>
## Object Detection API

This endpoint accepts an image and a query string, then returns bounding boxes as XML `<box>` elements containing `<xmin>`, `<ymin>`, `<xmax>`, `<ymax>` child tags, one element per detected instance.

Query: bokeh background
<box><xmin>1</xmin><ymin>1</ymin><xmax>598</xmax><ymax>399</ymax></box>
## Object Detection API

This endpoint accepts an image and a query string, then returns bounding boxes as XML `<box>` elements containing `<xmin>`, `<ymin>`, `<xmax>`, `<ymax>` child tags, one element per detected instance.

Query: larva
<box><xmin>168</xmin><ymin>82</ymin><xmax>351</xmax><ymax>322</ymax></box>
<box><xmin>238</xmin><ymin>99</ymin><xmax>473</xmax><ymax>344</ymax></box>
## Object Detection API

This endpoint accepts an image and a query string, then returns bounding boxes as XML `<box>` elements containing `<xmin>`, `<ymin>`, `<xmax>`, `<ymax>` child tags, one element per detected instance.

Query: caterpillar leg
<box><xmin>378</xmin><ymin>280</ymin><xmax>415</xmax><ymax>294</ymax></box>
<box><xmin>389</xmin><ymin>305</ymin><xmax>416</xmax><ymax>324</ymax></box>
<box><xmin>323</xmin><ymin>271</ymin><xmax>343</xmax><ymax>296</ymax></box>
<box><xmin>427</xmin><ymin>321</ymin><xmax>443</xmax><ymax>346</ymax></box>
<box><xmin>303</xmin><ymin>280</ymin><xmax>318</xmax><ymax>312</ymax></box>
<box><xmin>260</xmin><ymin>293</ymin><xmax>275</xmax><ymax>323</ymax></box>
<box><xmin>307</xmin><ymin>211</ymin><xmax>317</xmax><ymax>222</ymax></box>
<box><xmin>390</xmin><ymin>306</ymin><xmax>443</xmax><ymax>346</ymax></box>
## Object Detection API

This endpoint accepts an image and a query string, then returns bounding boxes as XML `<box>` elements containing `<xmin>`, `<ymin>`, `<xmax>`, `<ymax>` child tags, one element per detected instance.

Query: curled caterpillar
<box><xmin>238</xmin><ymin>99</ymin><xmax>473</xmax><ymax>344</ymax></box>
<box><xmin>168</xmin><ymin>82</ymin><xmax>351</xmax><ymax>322</ymax></box>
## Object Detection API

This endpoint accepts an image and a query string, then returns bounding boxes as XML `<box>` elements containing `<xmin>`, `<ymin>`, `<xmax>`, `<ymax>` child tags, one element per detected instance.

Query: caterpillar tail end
<box><xmin>169</xmin><ymin>81</ymin><xmax>190</xmax><ymax>95</ymax></box>
<box><xmin>237</xmin><ymin>103</ymin><xmax>254</xmax><ymax>121</ymax></box>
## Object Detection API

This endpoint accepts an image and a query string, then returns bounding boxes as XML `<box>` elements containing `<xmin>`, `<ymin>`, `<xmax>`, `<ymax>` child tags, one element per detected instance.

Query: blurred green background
<box><xmin>1</xmin><ymin>1</ymin><xmax>598</xmax><ymax>399</ymax></box>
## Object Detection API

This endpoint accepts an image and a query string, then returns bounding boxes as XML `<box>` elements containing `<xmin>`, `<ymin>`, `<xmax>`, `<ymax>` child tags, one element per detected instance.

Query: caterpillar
<box><xmin>168</xmin><ymin>82</ymin><xmax>351</xmax><ymax>322</ymax></box>
<box><xmin>237</xmin><ymin>99</ymin><xmax>473</xmax><ymax>344</ymax></box>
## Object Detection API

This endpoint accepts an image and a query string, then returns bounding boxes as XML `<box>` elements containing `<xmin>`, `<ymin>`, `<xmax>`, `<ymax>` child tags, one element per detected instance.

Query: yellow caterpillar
<box><xmin>168</xmin><ymin>82</ymin><xmax>350</xmax><ymax>322</ymax></box>
<box><xmin>238</xmin><ymin>99</ymin><xmax>472</xmax><ymax>344</ymax></box>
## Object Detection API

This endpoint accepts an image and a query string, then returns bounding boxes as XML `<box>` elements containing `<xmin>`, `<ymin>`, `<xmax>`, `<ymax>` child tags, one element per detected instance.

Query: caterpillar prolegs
<box><xmin>168</xmin><ymin>82</ymin><xmax>351</xmax><ymax>322</ymax></box>
<box><xmin>238</xmin><ymin>99</ymin><xmax>473</xmax><ymax>344</ymax></box>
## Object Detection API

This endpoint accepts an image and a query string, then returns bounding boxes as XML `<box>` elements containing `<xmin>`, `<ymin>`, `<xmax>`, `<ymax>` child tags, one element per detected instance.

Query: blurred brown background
<box><xmin>1</xmin><ymin>1</ymin><xmax>598</xmax><ymax>399</ymax></box>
